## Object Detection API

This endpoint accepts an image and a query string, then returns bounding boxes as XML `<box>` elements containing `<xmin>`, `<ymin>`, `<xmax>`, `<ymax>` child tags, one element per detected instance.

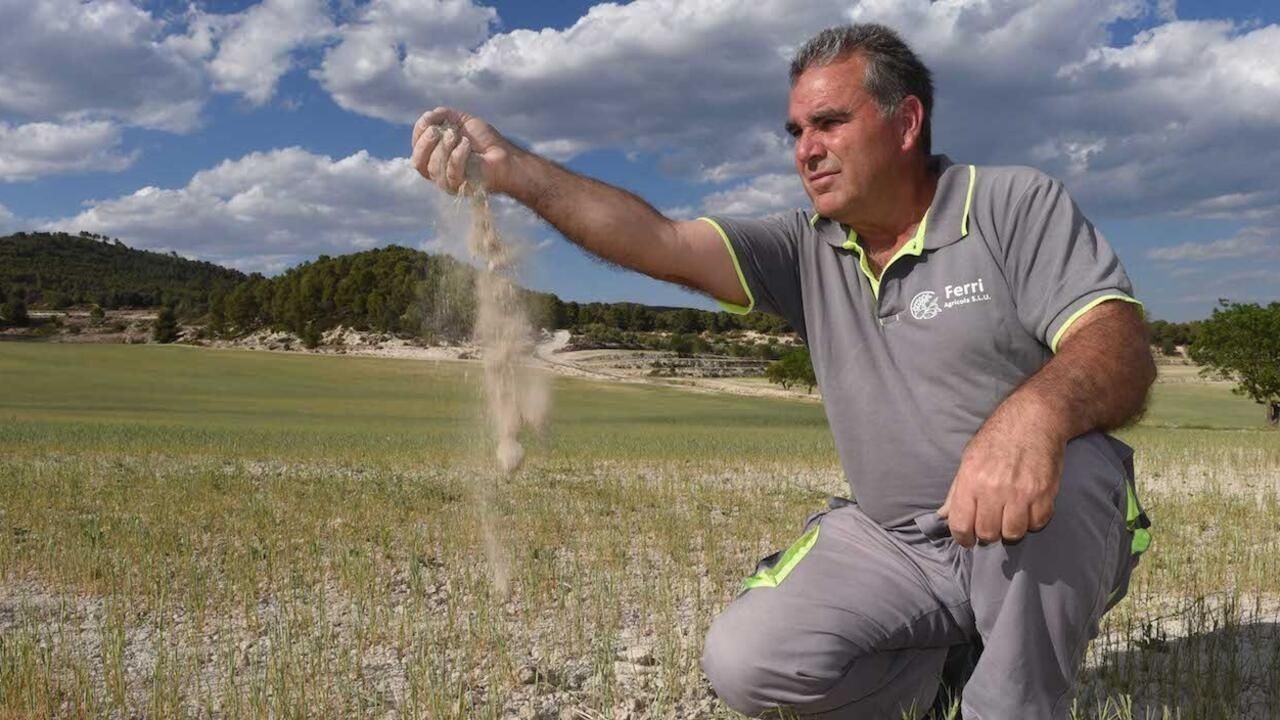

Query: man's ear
<box><xmin>898</xmin><ymin>96</ymin><xmax>925</xmax><ymax>153</ymax></box>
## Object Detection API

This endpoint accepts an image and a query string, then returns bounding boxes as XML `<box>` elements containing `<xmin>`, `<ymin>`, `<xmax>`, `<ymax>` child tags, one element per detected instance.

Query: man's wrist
<box><xmin>496</xmin><ymin>145</ymin><xmax>544</xmax><ymax>202</ymax></box>
<box><xmin>989</xmin><ymin>388</ymin><xmax>1072</xmax><ymax>448</ymax></box>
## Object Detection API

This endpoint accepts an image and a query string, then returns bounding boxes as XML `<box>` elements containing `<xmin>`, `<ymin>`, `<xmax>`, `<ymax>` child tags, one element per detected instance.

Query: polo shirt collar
<box><xmin>814</xmin><ymin>155</ymin><xmax>976</xmax><ymax>251</ymax></box>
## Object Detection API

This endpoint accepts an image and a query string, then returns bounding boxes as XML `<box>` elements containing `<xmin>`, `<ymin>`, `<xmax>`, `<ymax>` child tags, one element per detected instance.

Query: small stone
<box><xmin>518</xmin><ymin>665</ymin><xmax>539</xmax><ymax>685</ymax></box>
<box><xmin>563</xmin><ymin>664</ymin><xmax>591</xmax><ymax>690</ymax></box>
<box><xmin>622</xmin><ymin>646</ymin><xmax>656</xmax><ymax>666</ymax></box>
<box><xmin>516</xmin><ymin>700</ymin><xmax>559</xmax><ymax>720</ymax></box>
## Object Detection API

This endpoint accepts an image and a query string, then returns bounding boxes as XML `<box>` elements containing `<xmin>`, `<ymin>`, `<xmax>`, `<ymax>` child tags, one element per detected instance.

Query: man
<box><xmin>411</xmin><ymin>23</ymin><xmax>1154</xmax><ymax>720</ymax></box>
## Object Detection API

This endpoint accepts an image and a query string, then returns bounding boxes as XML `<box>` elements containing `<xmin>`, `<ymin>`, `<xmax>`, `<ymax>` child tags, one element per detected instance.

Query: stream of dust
<box><xmin>431</xmin><ymin>125</ymin><xmax>550</xmax><ymax>597</ymax></box>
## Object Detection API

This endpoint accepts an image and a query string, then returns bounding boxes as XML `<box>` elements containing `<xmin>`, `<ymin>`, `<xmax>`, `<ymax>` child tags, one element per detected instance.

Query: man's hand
<box><xmin>411</xmin><ymin>107</ymin><xmax>515</xmax><ymax>195</ymax></box>
<box><xmin>936</xmin><ymin>300</ymin><xmax>1153</xmax><ymax>548</ymax></box>
<box><xmin>937</xmin><ymin>401</ymin><xmax>1064</xmax><ymax>548</ymax></box>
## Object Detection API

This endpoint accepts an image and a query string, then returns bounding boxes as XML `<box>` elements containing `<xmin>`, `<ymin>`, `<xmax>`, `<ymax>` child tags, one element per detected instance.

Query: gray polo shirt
<box><xmin>702</xmin><ymin>156</ymin><xmax>1140</xmax><ymax>528</ymax></box>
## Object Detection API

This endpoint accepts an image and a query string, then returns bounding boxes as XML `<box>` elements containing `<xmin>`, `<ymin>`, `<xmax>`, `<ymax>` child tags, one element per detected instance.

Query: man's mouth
<box><xmin>808</xmin><ymin>170</ymin><xmax>838</xmax><ymax>186</ymax></box>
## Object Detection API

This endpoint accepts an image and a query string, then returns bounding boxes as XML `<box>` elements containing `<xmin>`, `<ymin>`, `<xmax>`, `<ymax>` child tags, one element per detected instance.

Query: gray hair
<box><xmin>789</xmin><ymin>24</ymin><xmax>935</xmax><ymax>155</ymax></box>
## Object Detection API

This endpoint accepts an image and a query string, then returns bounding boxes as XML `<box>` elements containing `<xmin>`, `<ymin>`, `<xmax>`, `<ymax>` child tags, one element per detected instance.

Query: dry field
<box><xmin>1</xmin><ymin>344</ymin><xmax>1277</xmax><ymax>719</ymax></box>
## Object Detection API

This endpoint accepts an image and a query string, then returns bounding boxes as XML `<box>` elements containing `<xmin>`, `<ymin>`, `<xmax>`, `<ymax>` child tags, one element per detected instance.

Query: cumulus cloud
<box><xmin>0</xmin><ymin>0</ymin><xmax>343</xmax><ymax>181</ymax></box>
<box><xmin>842</xmin><ymin>1</ymin><xmax>1280</xmax><ymax>221</ymax></box>
<box><xmin>40</xmin><ymin>147</ymin><xmax>536</xmax><ymax>273</ymax></box>
<box><xmin>204</xmin><ymin>0</ymin><xmax>336</xmax><ymax>105</ymax></box>
<box><xmin>0</xmin><ymin>0</ymin><xmax>206</xmax><ymax>132</ymax></box>
<box><xmin>316</xmin><ymin>0</ymin><xmax>1279</xmax><ymax>232</ymax></box>
<box><xmin>0</xmin><ymin>121</ymin><xmax>137</xmax><ymax>181</ymax></box>
<box><xmin>1177</xmin><ymin>192</ymin><xmax>1280</xmax><ymax>224</ymax></box>
<box><xmin>317</xmin><ymin>0</ymin><xmax>838</xmax><ymax>177</ymax></box>
<box><xmin>700</xmin><ymin>174</ymin><xmax>808</xmax><ymax>217</ymax></box>
<box><xmin>1147</xmin><ymin>227</ymin><xmax>1276</xmax><ymax>261</ymax></box>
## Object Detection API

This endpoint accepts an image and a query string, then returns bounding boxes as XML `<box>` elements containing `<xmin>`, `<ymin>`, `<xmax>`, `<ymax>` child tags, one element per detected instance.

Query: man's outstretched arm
<box><xmin>939</xmin><ymin>299</ymin><xmax>1156</xmax><ymax>547</ymax></box>
<box><xmin>409</xmin><ymin>107</ymin><xmax>749</xmax><ymax>308</ymax></box>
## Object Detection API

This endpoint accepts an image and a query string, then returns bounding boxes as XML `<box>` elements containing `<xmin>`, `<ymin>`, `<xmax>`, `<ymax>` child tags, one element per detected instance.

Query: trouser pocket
<box><xmin>913</xmin><ymin>511</ymin><xmax>952</xmax><ymax>542</ymax></box>
<box><xmin>739</xmin><ymin>497</ymin><xmax>850</xmax><ymax>593</ymax></box>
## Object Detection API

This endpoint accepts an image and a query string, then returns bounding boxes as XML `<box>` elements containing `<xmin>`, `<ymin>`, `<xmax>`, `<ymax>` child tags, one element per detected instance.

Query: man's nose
<box><xmin>795</xmin><ymin>134</ymin><xmax>825</xmax><ymax>168</ymax></box>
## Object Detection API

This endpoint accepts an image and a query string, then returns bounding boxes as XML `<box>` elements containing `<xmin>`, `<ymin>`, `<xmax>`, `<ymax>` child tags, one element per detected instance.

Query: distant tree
<box><xmin>153</xmin><ymin>306</ymin><xmax>179</xmax><ymax>343</ymax></box>
<box><xmin>206</xmin><ymin>291</ymin><xmax>227</xmax><ymax>336</ymax></box>
<box><xmin>766</xmin><ymin>347</ymin><xmax>817</xmax><ymax>393</ymax></box>
<box><xmin>669</xmin><ymin>333</ymin><xmax>696</xmax><ymax>357</ymax></box>
<box><xmin>227</xmin><ymin>281</ymin><xmax>261</xmax><ymax>332</ymax></box>
<box><xmin>2</xmin><ymin>298</ymin><xmax>29</xmax><ymax>327</ymax></box>
<box><xmin>753</xmin><ymin>342</ymin><xmax>782</xmax><ymax>361</ymax></box>
<box><xmin>300</xmin><ymin>321</ymin><xmax>323</xmax><ymax>349</ymax></box>
<box><xmin>765</xmin><ymin>358</ymin><xmax>793</xmax><ymax>389</ymax></box>
<box><xmin>89</xmin><ymin>304</ymin><xmax>106</xmax><ymax>325</ymax></box>
<box><xmin>674</xmin><ymin>308</ymin><xmax>703</xmax><ymax>334</ymax></box>
<box><xmin>1188</xmin><ymin>301</ymin><xmax>1280</xmax><ymax>427</ymax></box>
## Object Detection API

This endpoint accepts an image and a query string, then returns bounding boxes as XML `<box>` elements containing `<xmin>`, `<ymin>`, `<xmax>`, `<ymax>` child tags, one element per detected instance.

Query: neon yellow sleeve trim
<box><xmin>1050</xmin><ymin>294</ymin><xmax>1144</xmax><ymax>353</ymax></box>
<box><xmin>698</xmin><ymin>217</ymin><xmax>754</xmax><ymax>315</ymax></box>
<box><xmin>961</xmin><ymin>165</ymin><xmax>976</xmax><ymax>236</ymax></box>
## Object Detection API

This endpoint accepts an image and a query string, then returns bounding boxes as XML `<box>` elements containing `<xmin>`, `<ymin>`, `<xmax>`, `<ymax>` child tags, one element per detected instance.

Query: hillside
<box><xmin>0</xmin><ymin>232</ymin><xmax>245</xmax><ymax>312</ymax></box>
<box><xmin>0</xmin><ymin>232</ymin><xmax>794</xmax><ymax>344</ymax></box>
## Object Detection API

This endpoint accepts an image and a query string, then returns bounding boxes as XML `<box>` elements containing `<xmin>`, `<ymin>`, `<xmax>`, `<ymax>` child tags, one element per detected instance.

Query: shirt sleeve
<box><xmin>698</xmin><ymin>211</ymin><xmax>807</xmax><ymax>337</ymax></box>
<box><xmin>1000</xmin><ymin>176</ymin><xmax>1141</xmax><ymax>352</ymax></box>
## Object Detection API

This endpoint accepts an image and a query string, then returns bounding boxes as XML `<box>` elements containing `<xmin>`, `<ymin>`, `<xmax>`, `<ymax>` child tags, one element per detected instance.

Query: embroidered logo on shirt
<box><xmin>942</xmin><ymin>278</ymin><xmax>991</xmax><ymax>309</ymax></box>
<box><xmin>909</xmin><ymin>291</ymin><xmax>941</xmax><ymax>320</ymax></box>
<box><xmin>911</xmin><ymin>279</ymin><xmax>991</xmax><ymax>320</ymax></box>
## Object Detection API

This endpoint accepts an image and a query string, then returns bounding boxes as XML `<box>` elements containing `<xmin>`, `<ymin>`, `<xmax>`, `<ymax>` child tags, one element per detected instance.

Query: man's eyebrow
<box><xmin>810</xmin><ymin>108</ymin><xmax>852</xmax><ymax>124</ymax></box>
<box><xmin>784</xmin><ymin>108</ymin><xmax>853</xmax><ymax>136</ymax></box>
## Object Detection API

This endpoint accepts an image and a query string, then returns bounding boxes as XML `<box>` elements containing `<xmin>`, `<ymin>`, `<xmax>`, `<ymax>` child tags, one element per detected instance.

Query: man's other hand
<box><xmin>937</xmin><ymin>405</ymin><xmax>1063</xmax><ymax>548</ymax></box>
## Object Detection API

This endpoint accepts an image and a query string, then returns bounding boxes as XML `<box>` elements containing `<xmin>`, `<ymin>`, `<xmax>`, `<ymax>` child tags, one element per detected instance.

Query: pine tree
<box><xmin>2</xmin><ymin>298</ymin><xmax>28</xmax><ymax>327</ymax></box>
<box><xmin>153</xmin><ymin>306</ymin><xmax>179</xmax><ymax>343</ymax></box>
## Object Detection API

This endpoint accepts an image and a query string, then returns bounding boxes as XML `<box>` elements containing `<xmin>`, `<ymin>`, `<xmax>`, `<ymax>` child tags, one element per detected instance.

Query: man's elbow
<box><xmin>1128</xmin><ymin>309</ymin><xmax>1157</xmax><ymax>391</ymax></box>
<box><xmin>1136</xmin><ymin>342</ymin><xmax>1157</xmax><ymax>390</ymax></box>
<box><xmin>1122</xmin><ymin>314</ymin><xmax>1157</xmax><ymax>426</ymax></box>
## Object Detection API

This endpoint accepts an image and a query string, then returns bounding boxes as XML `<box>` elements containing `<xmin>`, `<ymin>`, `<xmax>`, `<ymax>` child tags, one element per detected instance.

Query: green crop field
<box><xmin>1</xmin><ymin>344</ymin><xmax>1278</xmax><ymax>719</ymax></box>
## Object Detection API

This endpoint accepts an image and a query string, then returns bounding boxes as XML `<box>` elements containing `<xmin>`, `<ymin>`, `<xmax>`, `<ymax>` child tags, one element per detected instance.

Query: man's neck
<box><xmin>841</xmin><ymin>155</ymin><xmax>939</xmax><ymax>254</ymax></box>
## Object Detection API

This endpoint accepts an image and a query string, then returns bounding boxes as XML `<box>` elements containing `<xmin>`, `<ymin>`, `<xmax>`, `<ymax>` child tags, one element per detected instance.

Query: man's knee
<box><xmin>701</xmin><ymin>600</ymin><xmax>940</xmax><ymax>718</ymax></box>
<box><xmin>700</xmin><ymin>599</ymin><xmax>853</xmax><ymax>716</ymax></box>
<box><xmin>701</xmin><ymin>607</ymin><xmax>782</xmax><ymax>716</ymax></box>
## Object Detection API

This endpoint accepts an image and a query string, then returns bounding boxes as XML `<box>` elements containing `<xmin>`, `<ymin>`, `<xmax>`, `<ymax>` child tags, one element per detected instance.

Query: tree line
<box><xmin>0</xmin><ymin>232</ymin><xmax>792</xmax><ymax>342</ymax></box>
<box><xmin>4</xmin><ymin>232</ymin><xmax>1210</xmax><ymax>350</ymax></box>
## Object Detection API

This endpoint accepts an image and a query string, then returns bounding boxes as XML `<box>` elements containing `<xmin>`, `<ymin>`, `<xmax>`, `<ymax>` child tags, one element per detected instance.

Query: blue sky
<box><xmin>1</xmin><ymin>0</ymin><xmax>1278</xmax><ymax>321</ymax></box>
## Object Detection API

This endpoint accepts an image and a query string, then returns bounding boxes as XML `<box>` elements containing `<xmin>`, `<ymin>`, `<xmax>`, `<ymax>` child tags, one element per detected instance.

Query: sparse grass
<box><xmin>1</xmin><ymin>344</ymin><xmax>1277</xmax><ymax>718</ymax></box>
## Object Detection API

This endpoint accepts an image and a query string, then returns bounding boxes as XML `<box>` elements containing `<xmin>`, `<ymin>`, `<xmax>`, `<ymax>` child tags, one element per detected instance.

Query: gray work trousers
<box><xmin>701</xmin><ymin>432</ymin><xmax>1143</xmax><ymax>719</ymax></box>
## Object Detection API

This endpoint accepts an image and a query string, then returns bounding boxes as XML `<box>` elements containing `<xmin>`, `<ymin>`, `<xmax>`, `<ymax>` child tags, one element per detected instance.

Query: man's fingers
<box><xmin>946</xmin><ymin>493</ymin><xmax>976</xmax><ymax>548</ymax></box>
<box><xmin>411</xmin><ymin>127</ymin><xmax>443</xmax><ymax>181</ymax></box>
<box><xmin>412</xmin><ymin>107</ymin><xmax>452</xmax><ymax>148</ymax></box>
<box><xmin>1001</xmin><ymin>504</ymin><xmax>1030</xmax><ymax>543</ymax></box>
<box><xmin>1029</xmin><ymin>497</ymin><xmax>1055</xmax><ymax>532</ymax></box>
<box><xmin>430</xmin><ymin>129</ymin><xmax>461</xmax><ymax>191</ymax></box>
<box><xmin>446</xmin><ymin>136</ymin><xmax>472</xmax><ymax>192</ymax></box>
<box><xmin>974</xmin><ymin>496</ymin><xmax>1004</xmax><ymax>545</ymax></box>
